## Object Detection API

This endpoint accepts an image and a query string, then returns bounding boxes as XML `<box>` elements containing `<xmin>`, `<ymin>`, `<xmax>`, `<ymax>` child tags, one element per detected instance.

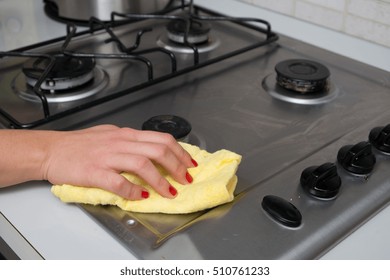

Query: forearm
<box><xmin>0</xmin><ymin>130</ymin><xmax>55</xmax><ymax>187</ymax></box>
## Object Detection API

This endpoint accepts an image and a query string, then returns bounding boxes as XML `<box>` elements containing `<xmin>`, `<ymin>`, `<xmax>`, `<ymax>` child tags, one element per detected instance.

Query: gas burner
<box><xmin>23</xmin><ymin>55</ymin><xmax>95</xmax><ymax>92</ymax></box>
<box><xmin>13</xmin><ymin>56</ymin><xmax>108</xmax><ymax>103</ymax></box>
<box><xmin>275</xmin><ymin>59</ymin><xmax>330</xmax><ymax>93</ymax></box>
<box><xmin>157</xmin><ymin>20</ymin><xmax>220</xmax><ymax>54</ymax></box>
<box><xmin>262</xmin><ymin>74</ymin><xmax>339</xmax><ymax>105</ymax></box>
<box><xmin>262</xmin><ymin>59</ymin><xmax>338</xmax><ymax>105</ymax></box>
<box><xmin>142</xmin><ymin>115</ymin><xmax>192</xmax><ymax>142</ymax></box>
<box><xmin>167</xmin><ymin>19</ymin><xmax>211</xmax><ymax>44</ymax></box>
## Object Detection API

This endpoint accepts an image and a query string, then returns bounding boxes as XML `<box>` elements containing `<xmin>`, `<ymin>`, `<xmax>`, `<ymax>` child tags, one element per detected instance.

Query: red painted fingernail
<box><xmin>186</xmin><ymin>172</ymin><xmax>193</xmax><ymax>183</ymax></box>
<box><xmin>169</xmin><ymin>185</ymin><xmax>177</xmax><ymax>196</ymax></box>
<box><xmin>141</xmin><ymin>191</ymin><xmax>149</xmax><ymax>199</ymax></box>
<box><xmin>191</xmin><ymin>158</ymin><xmax>198</xmax><ymax>167</ymax></box>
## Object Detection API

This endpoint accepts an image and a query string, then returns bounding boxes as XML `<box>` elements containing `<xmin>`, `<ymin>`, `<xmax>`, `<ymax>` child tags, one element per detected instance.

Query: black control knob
<box><xmin>262</xmin><ymin>195</ymin><xmax>302</xmax><ymax>228</ymax></box>
<box><xmin>337</xmin><ymin>141</ymin><xmax>376</xmax><ymax>175</ymax></box>
<box><xmin>369</xmin><ymin>124</ymin><xmax>390</xmax><ymax>154</ymax></box>
<box><xmin>300</xmin><ymin>162</ymin><xmax>341</xmax><ymax>199</ymax></box>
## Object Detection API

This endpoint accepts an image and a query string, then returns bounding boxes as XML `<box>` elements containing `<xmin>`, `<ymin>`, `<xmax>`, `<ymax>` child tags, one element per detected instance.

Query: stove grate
<box><xmin>0</xmin><ymin>0</ymin><xmax>278</xmax><ymax>129</ymax></box>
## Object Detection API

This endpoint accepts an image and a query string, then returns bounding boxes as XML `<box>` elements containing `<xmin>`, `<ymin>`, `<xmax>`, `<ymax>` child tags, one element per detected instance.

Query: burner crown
<box><xmin>275</xmin><ymin>59</ymin><xmax>330</xmax><ymax>93</ymax></box>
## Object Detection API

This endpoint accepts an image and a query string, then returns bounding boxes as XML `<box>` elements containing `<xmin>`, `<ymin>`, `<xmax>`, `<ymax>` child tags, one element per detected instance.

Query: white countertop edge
<box><xmin>0</xmin><ymin>183</ymin><xmax>136</xmax><ymax>260</ymax></box>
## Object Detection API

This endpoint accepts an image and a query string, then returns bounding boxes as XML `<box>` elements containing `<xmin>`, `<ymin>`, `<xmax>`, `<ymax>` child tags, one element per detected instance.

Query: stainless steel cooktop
<box><xmin>1</xmin><ymin>2</ymin><xmax>390</xmax><ymax>259</ymax></box>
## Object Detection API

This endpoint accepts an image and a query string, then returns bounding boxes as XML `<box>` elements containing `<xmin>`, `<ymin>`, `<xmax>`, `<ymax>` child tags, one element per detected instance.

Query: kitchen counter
<box><xmin>1</xmin><ymin>0</ymin><xmax>390</xmax><ymax>259</ymax></box>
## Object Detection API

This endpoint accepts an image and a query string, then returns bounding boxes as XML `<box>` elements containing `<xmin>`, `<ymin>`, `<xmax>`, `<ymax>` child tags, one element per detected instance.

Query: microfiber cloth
<box><xmin>51</xmin><ymin>142</ymin><xmax>242</xmax><ymax>214</ymax></box>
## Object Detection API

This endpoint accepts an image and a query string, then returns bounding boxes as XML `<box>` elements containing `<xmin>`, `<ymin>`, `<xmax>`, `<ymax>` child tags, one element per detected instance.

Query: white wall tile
<box><xmin>345</xmin><ymin>14</ymin><xmax>390</xmax><ymax>46</ymax></box>
<box><xmin>251</xmin><ymin>0</ymin><xmax>295</xmax><ymax>15</ymax></box>
<box><xmin>303</xmin><ymin>0</ymin><xmax>346</xmax><ymax>11</ymax></box>
<box><xmin>295</xmin><ymin>1</ymin><xmax>344</xmax><ymax>30</ymax></box>
<box><xmin>239</xmin><ymin>0</ymin><xmax>252</xmax><ymax>4</ymax></box>
<box><xmin>348</xmin><ymin>0</ymin><xmax>390</xmax><ymax>25</ymax></box>
<box><xmin>236</xmin><ymin>0</ymin><xmax>390</xmax><ymax>47</ymax></box>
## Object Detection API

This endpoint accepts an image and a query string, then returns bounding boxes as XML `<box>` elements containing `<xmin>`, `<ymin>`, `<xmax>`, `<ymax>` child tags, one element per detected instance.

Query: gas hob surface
<box><xmin>1</xmin><ymin>4</ymin><xmax>390</xmax><ymax>259</ymax></box>
<box><xmin>80</xmin><ymin>38</ymin><xmax>390</xmax><ymax>259</ymax></box>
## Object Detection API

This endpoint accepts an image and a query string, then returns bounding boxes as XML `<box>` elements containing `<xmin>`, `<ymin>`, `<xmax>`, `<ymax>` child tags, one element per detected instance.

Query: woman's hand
<box><xmin>0</xmin><ymin>125</ymin><xmax>196</xmax><ymax>200</ymax></box>
<box><xmin>42</xmin><ymin>125</ymin><xmax>196</xmax><ymax>200</ymax></box>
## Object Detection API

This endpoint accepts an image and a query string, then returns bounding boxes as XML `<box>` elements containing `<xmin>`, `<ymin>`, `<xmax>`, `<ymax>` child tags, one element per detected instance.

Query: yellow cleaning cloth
<box><xmin>51</xmin><ymin>142</ymin><xmax>242</xmax><ymax>214</ymax></box>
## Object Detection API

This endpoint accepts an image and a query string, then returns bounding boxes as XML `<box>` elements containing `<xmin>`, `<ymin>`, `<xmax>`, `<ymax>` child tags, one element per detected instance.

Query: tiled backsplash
<box><xmin>239</xmin><ymin>0</ymin><xmax>390</xmax><ymax>48</ymax></box>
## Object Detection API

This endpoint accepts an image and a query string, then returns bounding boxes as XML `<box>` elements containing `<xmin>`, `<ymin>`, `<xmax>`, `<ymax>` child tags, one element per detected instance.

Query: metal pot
<box><xmin>45</xmin><ymin>0</ymin><xmax>173</xmax><ymax>21</ymax></box>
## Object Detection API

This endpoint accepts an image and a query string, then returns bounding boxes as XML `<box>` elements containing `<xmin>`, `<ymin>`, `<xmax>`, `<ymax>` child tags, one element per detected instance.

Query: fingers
<box><xmin>124</xmin><ymin>129</ymin><xmax>197</xmax><ymax>184</ymax></box>
<box><xmin>110</xmin><ymin>127</ymin><xmax>196</xmax><ymax>185</ymax></box>
<box><xmin>113</xmin><ymin>140</ymin><xmax>190</xmax><ymax>186</ymax></box>
<box><xmin>121</xmin><ymin>128</ymin><xmax>195</xmax><ymax>168</ymax></box>
<box><xmin>106</xmin><ymin>153</ymin><xmax>178</xmax><ymax>199</ymax></box>
<box><xmin>93</xmin><ymin>171</ymin><xmax>150</xmax><ymax>200</ymax></box>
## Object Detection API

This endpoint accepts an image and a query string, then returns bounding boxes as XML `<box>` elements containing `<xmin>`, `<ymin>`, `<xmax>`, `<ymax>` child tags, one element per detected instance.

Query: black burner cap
<box><xmin>275</xmin><ymin>59</ymin><xmax>330</xmax><ymax>93</ymax></box>
<box><xmin>142</xmin><ymin>115</ymin><xmax>192</xmax><ymax>140</ymax></box>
